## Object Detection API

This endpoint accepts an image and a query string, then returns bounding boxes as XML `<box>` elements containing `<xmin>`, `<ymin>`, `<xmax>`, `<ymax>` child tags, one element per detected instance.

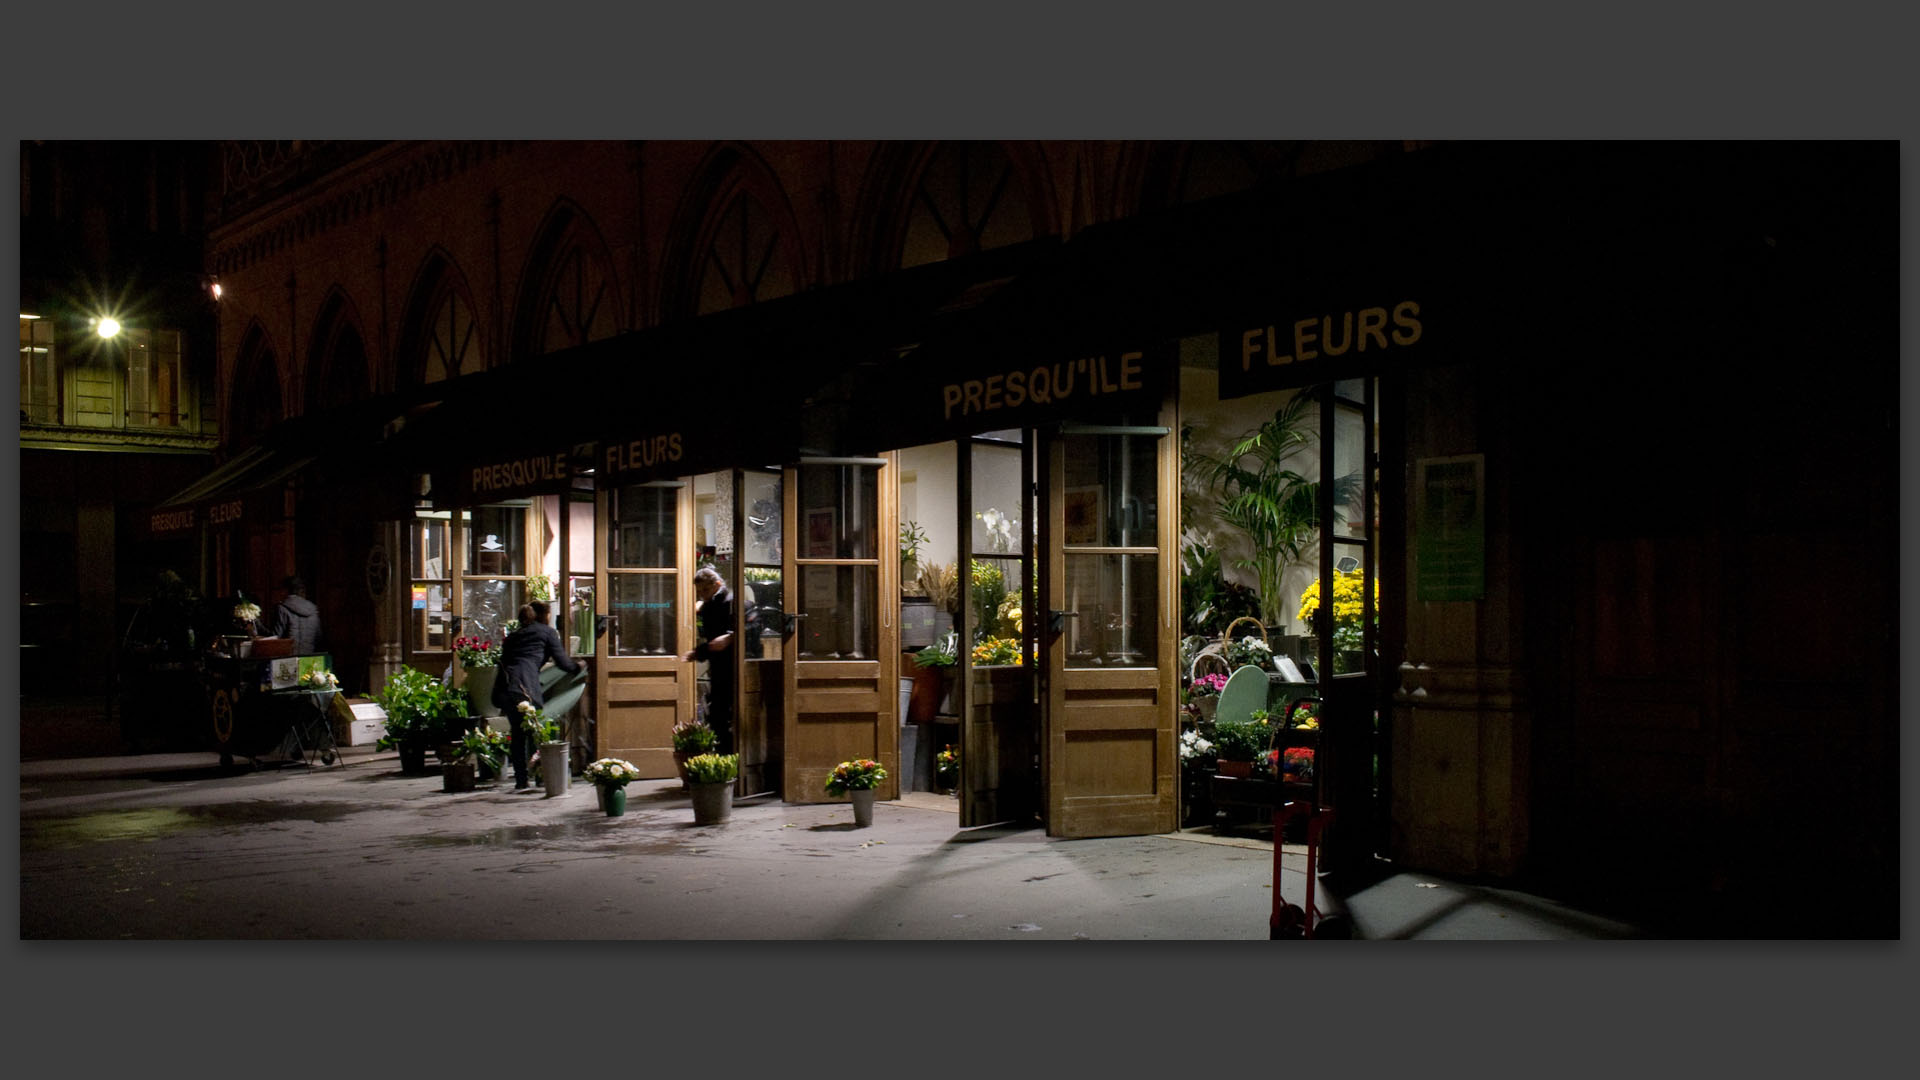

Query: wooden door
<box><xmin>732</xmin><ymin>467</ymin><xmax>786</xmax><ymax>797</ymax></box>
<box><xmin>958</xmin><ymin>431</ymin><xmax>1038</xmax><ymax>827</ymax></box>
<box><xmin>594</xmin><ymin>480</ymin><xmax>693</xmax><ymax>778</ymax></box>
<box><xmin>782</xmin><ymin>457</ymin><xmax>899</xmax><ymax>803</ymax></box>
<box><xmin>1043</xmin><ymin>409</ymin><xmax>1180</xmax><ymax>838</ymax></box>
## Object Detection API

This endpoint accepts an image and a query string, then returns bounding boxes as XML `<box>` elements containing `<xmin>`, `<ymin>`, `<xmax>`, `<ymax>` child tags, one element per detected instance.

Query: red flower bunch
<box><xmin>1283</xmin><ymin>747</ymin><xmax>1315</xmax><ymax>766</ymax></box>
<box><xmin>454</xmin><ymin>635</ymin><xmax>500</xmax><ymax>669</ymax></box>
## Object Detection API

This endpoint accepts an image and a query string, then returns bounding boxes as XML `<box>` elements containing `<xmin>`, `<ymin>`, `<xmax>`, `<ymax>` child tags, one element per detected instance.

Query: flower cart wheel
<box><xmin>1312</xmin><ymin>915</ymin><xmax>1352</xmax><ymax>940</ymax></box>
<box><xmin>1270</xmin><ymin>903</ymin><xmax>1306</xmax><ymax>940</ymax></box>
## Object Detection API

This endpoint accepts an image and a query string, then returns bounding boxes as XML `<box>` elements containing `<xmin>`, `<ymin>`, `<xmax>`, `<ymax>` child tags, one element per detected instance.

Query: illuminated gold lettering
<box><xmin>963</xmin><ymin>380</ymin><xmax>984</xmax><ymax>416</ymax></box>
<box><xmin>1358</xmin><ymin>307</ymin><xmax>1389</xmax><ymax>351</ymax></box>
<box><xmin>984</xmin><ymin>374</ymin><xmax>1004</xmax><ymax>411</ymax></box>
<box><xmin>942</xmin><ymin>384</ymin><xmax>963</xmax><ymax>420</ymax></box>
<box><xmin>1120</xmin><ymin>351</ymin><xmax>1143</xmax><ymax>390</ymax></box>
<box><xmin>1293</xmin><ymin>318</ymin><xmax>1319</xmax><ymax>363</ymax></box>
<box><xmin>1029</xmin><ymin>367</ymin><xmax>1052</xmax><ymax>404</ymax></box>
<box><xmin>1391</xmin><ymin>301</ymin><xmax>1423</xmax><ymax>345</ymax></box>
<box><xmin>1321</xmin><ymin>312</ymin><xmax>1353</xmax><ymax>356</ymax></box>
<box><xmin>1004</xmin><ymin>369</ymin><xmax>1027</xmax><ymax>409</ymax></box>
<box><xmin>1241</xmin><ymin>327</ymin><xmax>1264</xmax><ymax>371</ymax></box>
<box><xmin>1054</xmin><ymin>362</ymin><xmax>1077</xmax><ymax>396</ymax></box>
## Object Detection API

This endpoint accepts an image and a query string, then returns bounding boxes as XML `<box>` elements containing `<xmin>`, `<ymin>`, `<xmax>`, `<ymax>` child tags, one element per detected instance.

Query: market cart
<box><xmin>202</xmin><ymin>652</ymin><xmax>342</xmax><ymax>768</ymax></box>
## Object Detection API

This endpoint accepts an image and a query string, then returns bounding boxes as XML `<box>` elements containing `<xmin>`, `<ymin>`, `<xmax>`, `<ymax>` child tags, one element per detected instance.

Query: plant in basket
<box><xmin>1184</xmin><ymin>672</ymin><xmax>1228</xmax><ymax>703</ymax></box>
<box><xmin>1223</xmin><ymin>634</ymin><xmax>1274</xmax><ymax>672</ymax></box>
<box><xmin>824</xmin><ymin>758</ymin><xmax>888</xmax><ymax>796</ymax></box>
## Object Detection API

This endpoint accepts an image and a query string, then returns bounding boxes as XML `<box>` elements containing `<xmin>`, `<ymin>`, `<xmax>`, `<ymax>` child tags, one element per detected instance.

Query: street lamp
<box><xmin>93</xmin><ymin>316</ymin><xmax>121</xmax><ymax>338</ymax></box>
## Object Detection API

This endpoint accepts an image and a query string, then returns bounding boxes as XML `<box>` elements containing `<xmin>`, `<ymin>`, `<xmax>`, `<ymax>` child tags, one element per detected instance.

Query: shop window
<box><xmin>409</xmin><ymin>512</ymin><xmax>454</xmax><ymax>653</ymax></box>
<box><xmin>462</xmin><ymin>503</ymin><xmax>529</xmax><ymax>642</ymax></box>
<box><xmin>795</xmin><ymin>463</ymin><xmax>879</xmax><ymax>660</ymax></box>
<box><xmin>606</xmin><ymin>484</ymin><xmax>678</xmax><ymax>656</ymax></box>
<box><xmin>1061</xmin><ymin>432</ymin><xmax>1159</xmax><ymax>668</ymax></box>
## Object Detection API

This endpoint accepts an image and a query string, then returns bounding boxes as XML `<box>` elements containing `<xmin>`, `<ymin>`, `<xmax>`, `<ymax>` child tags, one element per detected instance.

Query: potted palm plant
<box><xmin>685</xmin><ymin>753</ymin><xmax>739</xmax><ymax>824</ymax></box>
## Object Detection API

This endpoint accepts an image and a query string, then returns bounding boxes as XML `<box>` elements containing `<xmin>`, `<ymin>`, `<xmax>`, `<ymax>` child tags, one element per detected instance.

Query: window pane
<box><xmin>795</xmin><ymin>564</ymin><xmax>877</xmax><ymax>659</ymax></box>
<box><xmin>609</xmin><ymin>573</ymin><xmax>676</xmax><ymax>656</ymax></box>
<box><xmin>412</xmin><ymin>518</ymin><xmax>448</xmax><ymax>578</ymax></box>
<box><xmin>797</xmin><ymin>464</ymin><xmax>878</xmax><ymax>559</ymax></box>
<box><xmin>608</xmin><ymin>484</ymin><xmax>675</xmax><ymax>568</ymax></box>
<box><xmin>971</xmin><ymin>441</ymin><xmax>1024</xmax><ymax>555</ymax></box>
<box><xmin>565</xmin><ymin>575</ymin><xmax>595</xmax><ymax>657</ymax></box>
<box><xmin>743</xmin><ymin>470</ymin><xmax>782</xmax><ymax>565</ymax></box>
<box><xmin>1062</xmin><ymin>553</ymin><xmax>1158</xmax><ymax>668</ymax></box>
<box><xmin>743</xmin><ymin>567</ymin><xmax>781</xmax><ymax>656</ymax></box>
<box><xmin>412</xmin><ymin>581</ymin><xmax>451</xmax><ymax>651</ymax></box>
<box><xmin>968</xmin><ymin>555</ymin><xmax>1026</xmax><ymax>644</ymax></box>
<box><xmin>568</xmin><ymin>494</ymin><xmax>595</xmax><ymax>572</ymax></box>
<box><xmin>462</xmin><ymin>578</ymin><xmax>522</xmax><ymax>642</ymax></box>
<box><xmin>467</xmin><ymin>505</ymin><xmax>525</xmax><ymax>576</ymax></box>
<box><xmin>1061</xmin><ymin>433</ymin><xmax>1158</xmax><ymax>548</ymax></box>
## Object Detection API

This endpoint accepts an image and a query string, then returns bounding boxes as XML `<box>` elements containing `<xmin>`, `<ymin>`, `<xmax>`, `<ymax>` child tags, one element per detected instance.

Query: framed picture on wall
<box><xmin>805</xmin><ymin>508</ymin><xmax>838</xmax><ymax>558</ymax></box>
<box><xmin>1063</xmin><ymin>485</ymin><xmax>1103</xmax><ymax>546</ymax></box>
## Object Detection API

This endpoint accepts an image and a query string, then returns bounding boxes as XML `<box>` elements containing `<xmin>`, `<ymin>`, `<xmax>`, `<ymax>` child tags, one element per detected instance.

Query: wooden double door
<box><xmin>589</xmin><ymin>417</ymin><xmax>1182</xmax><ymax>839</ymax></box>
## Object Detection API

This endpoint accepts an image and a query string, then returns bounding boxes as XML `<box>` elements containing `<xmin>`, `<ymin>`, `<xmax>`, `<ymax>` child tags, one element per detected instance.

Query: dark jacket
<box><xmin>491</xmin><ymin>621</ymin><xmax>580</xmax><ymax>712</ymax></box>
<box><xmin>270</xmin><ymin>595</ymin><xmax>323</xmax><ymax>655</ymax></box>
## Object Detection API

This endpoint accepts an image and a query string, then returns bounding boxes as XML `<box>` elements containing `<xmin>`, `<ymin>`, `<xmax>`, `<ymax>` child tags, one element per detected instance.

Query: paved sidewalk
<box><xmin>18</xmin><ymin>746</ymin><xmax>1646</xmax><ymax>940</ymax></box>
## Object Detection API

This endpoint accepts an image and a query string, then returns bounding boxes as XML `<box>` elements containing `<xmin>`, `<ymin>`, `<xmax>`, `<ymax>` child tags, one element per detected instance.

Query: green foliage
<box><xmin>899</xmin><ymin>520</ymin><xmax>930</xmax><ymax>570</ymax></box>
<box><xmin>1210</xmin><ymin>717</ymin><xmax>1271</xmax><ymax>763</ymax></box>
<box><xmin>684</xmin><ymin>752</ymin><xmax>739</xmax><ymax>784</ymax></box>
<box><xmin>969</xmin><ymin>560</ymin><xmax>1008</xmax><ymax>639</ymax></box>
<box><xmin>1188</xmin><ymin>392</ymin><xmax>1361</xmax><ymax>626</ymax></box>
<box><xmin>671</xmin><ymin>718</ymin><xmax>717</xmax><ymax>754</ymax></box>
<box><xmin>375</xmin><ymin>667</ymin><xmax>470</xmax><ymax>750</ymax></box>
<box><xmin>453</xmin><ymin>725</ymin><xmax>507</xmax><ymax>771</ymax></box>
<box><xmin>1180</xmin><ymin>542</ymin><xmax>1261</xmax><ymax>636</ymax></box>
<box><xmin>916</xmin><ymin>629</ymin><xmax>960</xmax><ymax>668</ymax></box>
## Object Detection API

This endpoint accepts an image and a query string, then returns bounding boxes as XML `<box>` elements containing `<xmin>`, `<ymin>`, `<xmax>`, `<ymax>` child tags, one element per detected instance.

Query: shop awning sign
<box><xmin>1217</xmin><ymin>299</ymin><xmax>1431</xmax><ymax>399</ymax></box>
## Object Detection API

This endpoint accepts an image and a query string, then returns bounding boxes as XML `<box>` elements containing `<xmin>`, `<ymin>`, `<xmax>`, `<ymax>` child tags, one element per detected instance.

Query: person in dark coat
<box><xmin>267</xmin><ymin>575</ymin><xmax>323</xmax><ymax>655</ymax></box>
<box><xmin>683</xmin><ymin>566</ymin><xmax>735</xmax><ymax>755</ymax></box>
<box><xmin>491</xmin><ymin>599</ymin><xmax>582</xmax><ymax>790</ymax></box>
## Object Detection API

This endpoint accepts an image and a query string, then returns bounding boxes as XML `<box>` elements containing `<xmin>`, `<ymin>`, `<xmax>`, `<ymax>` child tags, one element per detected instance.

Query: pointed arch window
<box><xmin>423</xmin><ymin>285</ymin><xmax>482</xmax><ymax>384</ymax></box>
<box><xmin>696</xmin><ymin>192</ymin><xmax>795</xmax><ymax>317</ymax></box>
<box><xmin>901</xmin><ymin>142</ymin><xmax>1034</xmax><ymax>269</ymax></box>
<box><xmin>541</xmin><ymin>243</ymin><xmax>618</xmax><ymax>355</ymax></box>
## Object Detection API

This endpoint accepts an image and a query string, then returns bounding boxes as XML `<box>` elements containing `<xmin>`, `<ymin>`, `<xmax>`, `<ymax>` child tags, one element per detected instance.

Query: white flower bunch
<box><xmin>300</xmin><ymin>669</ymin><xmax>340</xmax><ymax>689</ymax></box>
<box><xmin>584</xmin><ymin>757</ymin><xmax>639</xmax><ymax>787</ymax></box>
<box><xmin>976</xmin><ymin>507</ymin><xmax>1020</xmax><ymax>553</ymax></box>
<box><xmin>1224</xmin><ymin>635</ymin><xmax>1273</xmax><ymax>670</ymax></box>
<box><xmin>234</xmin><ymin>600</ymin><xmax>261</xmax><ymax>623</ymax></box>
<box><xmin>1179</xmin><ymin>729</ymin><xmax>1214</xmax><ymax>762</ymax></box>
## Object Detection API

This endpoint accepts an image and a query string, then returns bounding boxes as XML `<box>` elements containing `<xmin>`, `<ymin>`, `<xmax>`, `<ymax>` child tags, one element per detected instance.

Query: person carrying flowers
<box><xmin>490</xmin><ymin>599</ymin><xmax>581</xmax><ymax>791</ymax></box>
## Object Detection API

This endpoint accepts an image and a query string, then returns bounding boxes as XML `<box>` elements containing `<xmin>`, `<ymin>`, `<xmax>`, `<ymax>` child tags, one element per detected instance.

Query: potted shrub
<box><xmin>583</xmin><ymin>757</ymin><xmax>640</xmax><ymax>817</ymax></box>
<box><xmin>1297</xmin><ymin>567</ymin><xmax>1379</xmax><ymax>674</ymax></box>
<box><xmin>907</xmin><ymin>630</ymin><xmax>959</xmax><ymax>723</ymax></box>
<box><xmin>1210</xmin><ymin>716</ymin><xmax>1267</xmax><ymax>779</ymax></box>
<box><xmin>685</xmin><ymin>752</ymin><xmax>739</xmax><ymax>824</ymax></box>
<box><xmin>671</xmin><ymin>718</ymin><xmax>717</xmax><ymax>789</ymax></box>
<box><xmin>1184</xmin><ymin>671</ymin><xmax>1228</xmax><ymax>722</ymax></box>
<box><xmin>825</xmin><ymin>758</ymin><xmax>888</xmax><ymax>827</ymax></box>
<box><xmin>376</xmin><ymin>667</ymin><xmax>470</xmax><ymax>775</ymax></box>
<box><xmin>453</xmin><ymin>635</ymin><xmax>501</xmax><ymax>718</ymax></box>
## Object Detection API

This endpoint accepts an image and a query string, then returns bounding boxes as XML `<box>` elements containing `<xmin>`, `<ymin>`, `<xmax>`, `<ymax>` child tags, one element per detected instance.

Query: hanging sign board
<box><xmin>438</xmin><ymin>443</ymin><xmax>595</xmax><ymax>506</ymax></box>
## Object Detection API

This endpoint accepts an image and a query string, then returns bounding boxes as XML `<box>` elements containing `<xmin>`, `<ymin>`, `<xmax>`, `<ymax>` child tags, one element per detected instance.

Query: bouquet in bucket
<box><xmin>584</xmin><ymin>758</ymin><xmax>640</xmax><ymax>789</ymax></box>
<box><xmin>824</xmin><ymin>759</ymin><xmax>888</xmax><ymax>796</ymax></box>
<box><xmin>299</xmin><ymin>668</ymin><xmax>340</xmax><ymax>690</ymax></box>
<box><xmin>454</xmin><ymin>635</ymin><xmax>500</xmax><ymax>670</ymax></box>
<box><xmin>455</xmin><ymin>725</ymin><xmax>508</xmax><ymax>772</ymax></box>
<box><xmin>517</xmin><ymin>700</ymin><xmax>562</xmax><ymax>745</ymax></box>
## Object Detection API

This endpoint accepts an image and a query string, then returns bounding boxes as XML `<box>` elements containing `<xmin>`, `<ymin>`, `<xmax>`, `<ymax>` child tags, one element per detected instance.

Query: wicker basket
<box><xmin>1223</xmin><ymin>616</ymin><xmax>1269</xmax><ymax>650</ymax></box>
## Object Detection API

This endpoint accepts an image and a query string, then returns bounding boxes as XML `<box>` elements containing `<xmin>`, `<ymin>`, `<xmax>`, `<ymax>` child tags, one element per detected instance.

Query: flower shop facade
<box><xmin>193</xmin><ymin>141</ymin><xmax>1896</xmax><ymax>927</ymax></box>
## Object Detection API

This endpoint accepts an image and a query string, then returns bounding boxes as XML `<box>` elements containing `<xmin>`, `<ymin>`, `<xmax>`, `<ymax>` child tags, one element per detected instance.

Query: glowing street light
<box><xmin>95</xmin><ymin>316</ymin><xmax>121</xmax><ymax>338</ymax></box>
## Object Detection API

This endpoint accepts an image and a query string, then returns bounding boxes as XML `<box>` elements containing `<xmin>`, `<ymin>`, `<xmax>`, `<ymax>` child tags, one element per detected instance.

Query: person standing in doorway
<box><xmin>684</xmin><ymin>566</ymin><xmax>736</xmax><ymax>755</ymax></box>
<box><xmin>492</xmin><ymin>600</ymin><xmax>581</xmax><ymax>791</ymax></box>
<box><xmin>267</xmin><ymin>575</ymin><xmax>323</xmax><ymax>655</ymax></box>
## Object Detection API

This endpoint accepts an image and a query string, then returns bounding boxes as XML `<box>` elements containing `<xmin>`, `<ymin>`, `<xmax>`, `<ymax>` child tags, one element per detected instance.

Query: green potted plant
<box><xmin>442</xmin><ymin>725</ymin><xmax>503</xmax><ymax>793</ymax></box>
<box><xmin>907</xmin><ymin>629</ymin><xmax>959</xmax><ymax>723</ymax></box>
<box><xmin>583</xmin><ymin>757</ymin><xmax>640</xmax><ymax>817</ymax></box>
<box><xmin>825</xmin><ymin>758</ymin><xmax>888</xmax><ymax>827</ymax></box>
<box><xmin>671</xmin><ymin>718</ymin><xmax>717</xmax><ymax>789</ymax></box>
<box><xmin>1210</xmin><ymin>716</ymin><xmax>1268</xmax><ymax>779</ymax></box>
<box><xmin>685</xmin><ymin>752</ymin><xmax>739</xmax><ymax>824</ymax></box>
<box><xmin>525</xmin><ymin>571</ymin><xmax>555</xmax><ymax>604</ymax></box>
<box><xmin>376</xmin><ymin>667</ymin><xmax>470</xmax><ymax>775</ymax></box>
<box><xmin>934</xmin><ymin>744</ymin><xmax>959</xmax><ymax>794</ymax></box>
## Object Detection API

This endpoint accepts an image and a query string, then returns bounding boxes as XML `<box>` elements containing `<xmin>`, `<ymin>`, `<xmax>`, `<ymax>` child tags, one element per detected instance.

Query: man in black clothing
<box><xmin>491</xmin><ymin>599</ymin><xmax>581</xmax><ymax>790</ymax></box>
<box><xmin>267</xmin><ymin>575</ymin><xmax>323</xmax><ymax>655</ymax></box>
<box><xmin>684</xmin><ymin>566</ymin><xmax>735</xmax><ymax>754</ymax></box>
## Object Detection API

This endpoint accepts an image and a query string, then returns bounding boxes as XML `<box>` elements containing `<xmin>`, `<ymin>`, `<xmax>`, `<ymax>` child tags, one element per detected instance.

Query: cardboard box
<box><xmin>334</xmin><ymin>699</ymin><xmax>388</xmax><ymax>746</ymax></box>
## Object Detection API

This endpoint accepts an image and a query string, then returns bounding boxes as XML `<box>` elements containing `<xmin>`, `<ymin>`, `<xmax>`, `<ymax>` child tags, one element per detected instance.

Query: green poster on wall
<box><xmin>1416</xmin><ymin>455</ymin><xmax>1484</xmax><ymax>602</ymax></box>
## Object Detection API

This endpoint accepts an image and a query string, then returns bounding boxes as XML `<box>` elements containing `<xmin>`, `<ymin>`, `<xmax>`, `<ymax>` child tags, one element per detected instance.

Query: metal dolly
<box><xmin>1268</xmin><ymin>696</ymin><xmax>1351</xmax><ymax>939</ymax></box>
